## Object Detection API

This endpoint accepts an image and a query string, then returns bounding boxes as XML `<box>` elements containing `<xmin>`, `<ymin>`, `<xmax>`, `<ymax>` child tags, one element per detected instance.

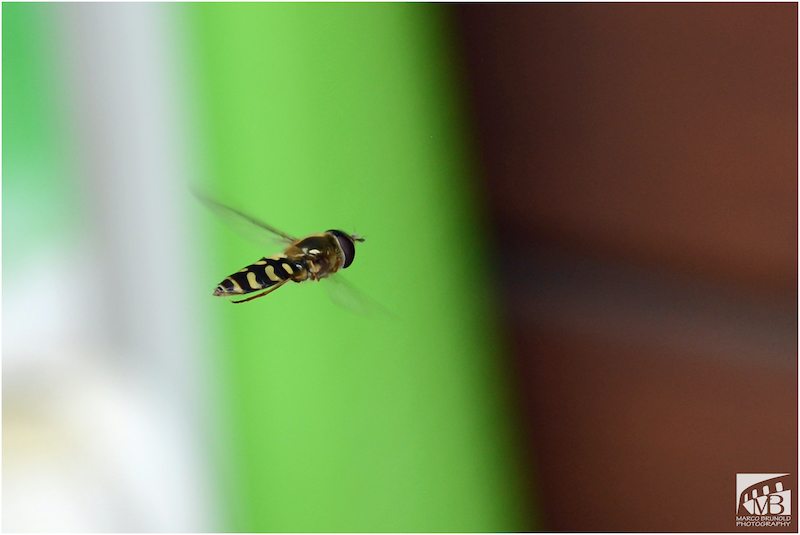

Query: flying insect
<box><xmin>195</xmin><ymin>192</ymin><xmax>364</xmax><ymax>304</ymax></box>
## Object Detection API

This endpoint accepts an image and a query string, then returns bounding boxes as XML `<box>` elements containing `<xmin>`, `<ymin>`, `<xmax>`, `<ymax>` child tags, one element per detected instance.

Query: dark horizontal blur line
<box><xmin>502</xmin><ymin>245</ymin><xmax>797</xmax><ymax>371</ymax></box>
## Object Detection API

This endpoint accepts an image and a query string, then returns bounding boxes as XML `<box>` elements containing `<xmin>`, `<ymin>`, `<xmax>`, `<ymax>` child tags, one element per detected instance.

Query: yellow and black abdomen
<box><xmin>213</xmin><ymin>255</ymin><xmax>303</xmax><ymax>297</ymax></box>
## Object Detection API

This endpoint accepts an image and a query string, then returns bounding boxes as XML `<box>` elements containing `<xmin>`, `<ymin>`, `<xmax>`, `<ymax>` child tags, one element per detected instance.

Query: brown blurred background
<box><xmin>456</xmin><ymin>3</ymin><xmax>797</xmax><ymax>531</ymax></box>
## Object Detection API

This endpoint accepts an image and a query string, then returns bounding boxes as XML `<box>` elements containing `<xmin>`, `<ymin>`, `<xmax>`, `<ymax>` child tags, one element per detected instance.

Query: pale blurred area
<box><xmin>4</xmin><ymin>4</ymin><xmax>220</xmax><ymax>531</ymax></box>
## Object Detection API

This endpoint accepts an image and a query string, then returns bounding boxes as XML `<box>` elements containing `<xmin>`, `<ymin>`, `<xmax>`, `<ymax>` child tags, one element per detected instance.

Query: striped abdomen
<box><xmin>213</xmin><ymin>255</ymin><xmax>302</xmax><ymax>297</ymax></box>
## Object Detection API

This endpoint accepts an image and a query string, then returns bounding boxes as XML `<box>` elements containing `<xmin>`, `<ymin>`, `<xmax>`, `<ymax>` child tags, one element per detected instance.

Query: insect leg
<box><xmin>230</xmin><ymin>279</ymin><xmax>290</xmax><ymax>304</ymax></box>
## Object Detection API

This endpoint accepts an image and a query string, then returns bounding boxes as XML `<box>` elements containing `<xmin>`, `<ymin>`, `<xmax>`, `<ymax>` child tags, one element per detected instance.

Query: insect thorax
<box><xmin>286</xmin><ymin>233</ymin><xmax>345</xmax><ymax>280</ymax></box>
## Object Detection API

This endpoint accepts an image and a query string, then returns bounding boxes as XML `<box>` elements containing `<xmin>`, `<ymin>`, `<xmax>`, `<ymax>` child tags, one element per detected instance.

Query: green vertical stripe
<box><xmin>186</xmin><ymin>4</ymin><xmax>532</xmax><ymax>532</ymax></box>
<box><xmin>3</xmin><ymin>3</ymin><xmax>80</xmax><ymax>268</ymax></box>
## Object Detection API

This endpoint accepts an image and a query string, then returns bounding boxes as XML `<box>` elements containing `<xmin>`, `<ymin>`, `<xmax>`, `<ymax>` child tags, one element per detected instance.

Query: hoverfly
<box><xmin>195</xmin><ymin>192</ymin><xmax>364</xmax><ymax>304</ymax></box>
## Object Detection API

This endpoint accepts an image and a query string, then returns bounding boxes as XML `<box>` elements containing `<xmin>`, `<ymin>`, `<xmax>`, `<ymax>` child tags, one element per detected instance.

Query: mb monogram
<box><xmin>736</xmin><ymin>473</ymin><xmax>793</xmax><ymax>528</ymax></box>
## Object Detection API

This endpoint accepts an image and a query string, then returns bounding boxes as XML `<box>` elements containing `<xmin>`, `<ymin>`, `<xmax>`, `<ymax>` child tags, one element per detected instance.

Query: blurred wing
<box><xmin>325</xmin><ymin>274</ymin><xmax>396</xmax><ymax>319</ymax></box>
<box><xmin>192</xmin><ymin>187</ymin><xmax>298</xmax><ymax>246</ymax></box>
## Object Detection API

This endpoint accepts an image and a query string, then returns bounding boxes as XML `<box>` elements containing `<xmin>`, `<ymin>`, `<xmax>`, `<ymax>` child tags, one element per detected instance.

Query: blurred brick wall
<box><xmin>458</xmin><ymin>3</ymin><xmax>796</xmax><ymax>292</ymax></box>
<box><xmin>456</xmin><ymin>4</ymin><xmax>797</xmax><ymax>531</ymax></box>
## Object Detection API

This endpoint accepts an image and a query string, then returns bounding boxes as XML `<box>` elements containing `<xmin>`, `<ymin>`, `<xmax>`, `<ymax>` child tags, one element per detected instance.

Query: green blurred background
<box><xmin>4</xmin><ymin>3</ymin><xmax>532</xmax><ymax>532</ymax></box>
<box><xmin>189</xmin><ymin>3</ymin><xmax>527</xmax><ymax>531</ymax></box>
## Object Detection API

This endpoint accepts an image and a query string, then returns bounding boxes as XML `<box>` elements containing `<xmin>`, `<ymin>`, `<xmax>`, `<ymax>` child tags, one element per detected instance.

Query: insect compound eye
<box><xmin>327</xmin><ymin>230</ymin><xmax>357</xmax><ymax>268</ymax></box>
